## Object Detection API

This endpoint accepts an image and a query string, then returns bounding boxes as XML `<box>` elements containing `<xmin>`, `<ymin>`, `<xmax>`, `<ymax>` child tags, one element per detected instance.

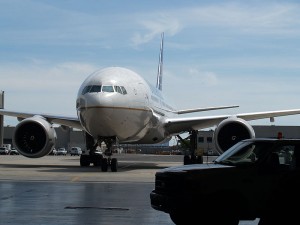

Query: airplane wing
<box><xmin>164</xmin><ymin>109</ymin><xmax>300</xmax><ymax>135</ymax></box>
<box><xmin>0</xmin><ymin>109</ymin><xmax>82</xmax><ymax>129</ymax></box>
<box><xmin>174</xmin><ymin>105</ymin><xmax>239</xmax><ymax>114</ymax></box>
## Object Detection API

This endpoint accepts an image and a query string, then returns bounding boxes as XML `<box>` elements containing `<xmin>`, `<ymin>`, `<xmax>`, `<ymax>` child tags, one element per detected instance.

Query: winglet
<box><xmin>156</xmin><ymin>32</ymin><xmax>164</xmax><ymax>91</ymax></box>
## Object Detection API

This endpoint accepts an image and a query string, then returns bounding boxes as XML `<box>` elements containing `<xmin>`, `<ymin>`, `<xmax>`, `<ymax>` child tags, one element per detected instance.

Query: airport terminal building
<box><xmin>2</xmin><ymin>125</ymin><xmax>300</xmax><ymax>155</ymax></box>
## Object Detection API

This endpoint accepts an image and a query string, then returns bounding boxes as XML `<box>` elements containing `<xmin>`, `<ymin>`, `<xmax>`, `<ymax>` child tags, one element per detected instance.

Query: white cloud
<box><xmin>0</xmin><ymin>61</ymin><xmax>97</xmax><ymax>92</ymax></box>
<box><xmin>186</xmin><ymin>3</ymin><xmax>300</xmax><ymax>32</ymax></box>
<box><xmin>132</xmin><ymin>2</ymin><xmax>300</xmax><ymax>42</ymax></box>
<box><xmin>131</xmin><ymin>15</ymin><xmax>181</xmax><ymax>46</ymax></box>
<box><xmin>0</xmin><ymin>61</ymin><xmax>99</xmax><ymax>119</ymax></box>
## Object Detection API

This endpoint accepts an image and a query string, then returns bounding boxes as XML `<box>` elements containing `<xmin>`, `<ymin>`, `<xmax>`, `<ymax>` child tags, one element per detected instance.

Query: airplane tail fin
<box><xmin>156</xmin><ymin>32</ymin><xmax>164</xmax><ymax>91</ymax></box>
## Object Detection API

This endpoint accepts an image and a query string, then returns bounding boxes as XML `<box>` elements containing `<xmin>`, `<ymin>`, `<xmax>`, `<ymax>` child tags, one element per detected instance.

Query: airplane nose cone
<box><xmin>77</xmin><ymin>92</ymin><xmax>116</xmax><ymax>135</ymax></box>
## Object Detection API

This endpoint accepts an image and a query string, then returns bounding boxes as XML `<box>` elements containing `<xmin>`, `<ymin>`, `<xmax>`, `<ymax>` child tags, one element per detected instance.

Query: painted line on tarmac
<box><xmin>71</xmin><ymin>176</ymin><xmax>81</xmax><ymax>182</ymax></box>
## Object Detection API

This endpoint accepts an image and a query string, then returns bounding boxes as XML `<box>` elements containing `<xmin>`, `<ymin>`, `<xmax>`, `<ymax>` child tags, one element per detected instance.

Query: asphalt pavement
<box><xmin>0</xmin><ymin>154</ymin><xmax>259</xmax><ymax>225</ymax></box>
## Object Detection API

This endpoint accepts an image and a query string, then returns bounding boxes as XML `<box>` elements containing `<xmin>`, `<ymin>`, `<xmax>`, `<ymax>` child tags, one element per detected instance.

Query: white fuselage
<box><xmin>76</xmin><ymin>67</ymin><xmax>175</xmax><ymax>144</ymax></box>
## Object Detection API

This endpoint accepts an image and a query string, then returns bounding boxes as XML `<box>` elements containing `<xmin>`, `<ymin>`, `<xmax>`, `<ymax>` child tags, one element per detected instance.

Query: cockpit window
<box><xmin>81</xmin><ymin>84</ymin><xmax>127</xmax><ymax>95</ymax></box>
<box><xmin>90</xmin><ymin>85</ymin><xmax>102</xmax><ymax>93</ymax></box>
<box><xmin>120</xmin><ymin>86</ymin><xmax>127</xmax><ymax>95</ymax></box>
<box><xmin>102</xmin><ymin>85</ymin><xmax>114</xmax><ymax>93</ymax></box>
<box><xmin>114</xmin><ymin>86</ymin><xmax>127</xmax><ymax>95</ymax></box>
<box><xmin>82</xmin><ymin>85</ymin><xmax>92</xmax><ymax>95</ymax></box>
<box><xmin>115</xmin><ymin>86</ymin><xmax>122</xmax><ymax>94</ymax></box>
<box><xmin>82</xmin><ymin>85</ymin><xmax>101</xmax><ymax>95</ymax></box>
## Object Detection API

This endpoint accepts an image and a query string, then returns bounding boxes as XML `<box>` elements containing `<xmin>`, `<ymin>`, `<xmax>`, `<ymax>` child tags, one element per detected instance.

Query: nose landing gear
<box><xmin>100</xmin><ymin>157</ymin><xmax>118</xmax><ymax>172</ymax></box>
<box><xmin>99</xmin><ymin>137</ymin><xmax>118</xmax><ymax>172</ymax></box>
<box><xmin>80</xmin><ymin>133</ymin><xmax>119</xmax><ymax>172</ymax></box>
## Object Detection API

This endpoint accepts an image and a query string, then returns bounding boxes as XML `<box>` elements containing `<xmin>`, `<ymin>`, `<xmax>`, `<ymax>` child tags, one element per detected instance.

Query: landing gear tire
<box><xmin>183</xmin><ymin>155</ymin><xmax>203</xmax><ymax>165</ymax></box>
<box><xmin>111</xmin><ymin>158</ymin><xmax>118</xmax><ymax>172</ymax></box>
<box><xmin>93</xmin><ymin>154</ymin><xmax>103</xmax><ymax>167</ymax></box>
<box><xmin>183</xmin><ymin>155</ymin><xmax>191</xmax><ymax>165</ymax></box>
<box><xmin>80</xmin><ymin>155</ymin><xmax>91</xmax><ymax>167</ymax></box>
<box><xmin>101</xmin><ymin>158</ymin><xmax>108</xmax><ymax>172</ymax></box>
<box><xmin>196</xmin><ymin>155</ymin><xmax>203</xmax><ymax>164</ymax></box>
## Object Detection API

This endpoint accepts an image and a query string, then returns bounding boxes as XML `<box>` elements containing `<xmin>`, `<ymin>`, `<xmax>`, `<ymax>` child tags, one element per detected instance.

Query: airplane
<box><xmin>1</xmin><ymin>33</ymin><xmax>300</xmax><ymax>172</ymax></box>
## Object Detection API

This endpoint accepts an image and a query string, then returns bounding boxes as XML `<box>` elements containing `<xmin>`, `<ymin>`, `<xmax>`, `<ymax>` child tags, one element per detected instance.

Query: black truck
<box><xmin>150</xmin><ymin>138</ymin><xmax>300</xmax><ymax>225</ymax></box>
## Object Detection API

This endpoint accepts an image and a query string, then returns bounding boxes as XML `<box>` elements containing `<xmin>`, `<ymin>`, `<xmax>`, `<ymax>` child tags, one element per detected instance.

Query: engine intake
<box><xmin>13</xmin><ymin>116</ymin><xmax>56</xmax><ymax>158</ymax></box>
<box><xmin>214</xmin><ymin>118</ymin><xmax>255</xmax><ymax>154</ymax></box>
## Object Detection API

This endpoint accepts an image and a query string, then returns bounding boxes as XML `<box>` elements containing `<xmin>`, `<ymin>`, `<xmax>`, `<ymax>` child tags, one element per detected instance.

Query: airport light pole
<box><xmin>0</xmin><ymin>91</ymin><xmax>4</xmax><ymax>147</ymax></box>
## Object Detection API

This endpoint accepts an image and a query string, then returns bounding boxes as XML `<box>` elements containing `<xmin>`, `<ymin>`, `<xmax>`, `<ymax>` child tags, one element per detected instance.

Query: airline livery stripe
<box><xmin>78</xmin><ymin>106</ymin><xmax>150</xmax><ymax>112</ymax></box>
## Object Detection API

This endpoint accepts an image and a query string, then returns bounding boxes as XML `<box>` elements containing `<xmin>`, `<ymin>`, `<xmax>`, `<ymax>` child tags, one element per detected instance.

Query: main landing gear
<box><xmin>99</xmin><ymin>137</ymin><xmax>118</xmax><ymax>172</ymax></box>
<box><xmin>177</xmin><ymin>130</ymin><xmax>203</xmax><ymax>165</ymax></box>
<box><xmin>80</xmin><ymin>133</ymin><xmax>118</xmax><ymax>172</ymax></box>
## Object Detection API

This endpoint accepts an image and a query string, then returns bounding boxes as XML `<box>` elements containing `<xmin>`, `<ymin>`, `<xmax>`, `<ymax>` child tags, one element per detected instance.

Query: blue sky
<box><xmin>1</xmin><ymin>0</ymin><xmax>300</xmax><ymax>127</ymax></box>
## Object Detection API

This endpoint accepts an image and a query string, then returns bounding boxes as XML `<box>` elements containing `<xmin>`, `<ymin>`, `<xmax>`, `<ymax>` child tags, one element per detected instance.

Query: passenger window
<box><xmin>121</xmin><ymin>86</ymin><xmax>127</xmax><ymax>95</ymax></box>
<box><xmin>102</xmin><ymin>86</ymin><xmax>114</xmax><ymax>93</ymax></box>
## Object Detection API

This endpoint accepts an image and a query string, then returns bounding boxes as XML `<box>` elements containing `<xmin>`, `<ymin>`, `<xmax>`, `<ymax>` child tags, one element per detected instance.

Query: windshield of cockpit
<box><xmin>81</xmin><ymin>85</ymin><xmax>127</xmax><ymax>95</ymax></box>
<box><xmin>214</xmin><ymin>141</ymin><xmax>272</xmax><ymax>166</ymax></box>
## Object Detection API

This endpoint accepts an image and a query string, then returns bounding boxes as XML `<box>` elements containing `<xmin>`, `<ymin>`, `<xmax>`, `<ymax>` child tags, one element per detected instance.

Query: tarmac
<box><xmin>0</xmin><ymin>154</ymin><xmax>260</xmax><ymax>225</ymax></box>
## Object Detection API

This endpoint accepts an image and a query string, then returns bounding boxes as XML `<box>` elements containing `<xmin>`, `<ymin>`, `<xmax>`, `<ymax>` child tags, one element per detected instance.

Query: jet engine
<box><xmin>13</xmin><ymin>116</ymin><xmax>57</xmax><ymax>158</ymax></box>
<box><xmin>214</xmin><ymin>117</ymin><xmax>255</xmax><ymax>154</ymax></box>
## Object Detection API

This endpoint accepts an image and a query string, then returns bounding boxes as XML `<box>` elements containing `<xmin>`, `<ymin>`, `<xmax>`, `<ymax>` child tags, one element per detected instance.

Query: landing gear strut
<box><xmin>177</xmin><ymin>130</ymin><xmax>203</xmax><ymax>165</ymax></box>
<box><xmin>80</xmin><ymin>133</ymin><xmax>118</xmax><ymax>172</ymax></box>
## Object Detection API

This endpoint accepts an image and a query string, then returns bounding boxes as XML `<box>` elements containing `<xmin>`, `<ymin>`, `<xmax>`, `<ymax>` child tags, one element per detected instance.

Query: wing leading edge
<box><xmin>164</xmin><ymin>109</ymin><xmax>300</xmax><ymax>135</ymax></box>
<box><xmin>0</xmin><ymin>109</ymin><xmax>82</xmax><ymax>129</ymax></box>
<box><xmin>173</xmin><ymin>105</ymin><xmax>239</xmax><ymax>114</ymax></box>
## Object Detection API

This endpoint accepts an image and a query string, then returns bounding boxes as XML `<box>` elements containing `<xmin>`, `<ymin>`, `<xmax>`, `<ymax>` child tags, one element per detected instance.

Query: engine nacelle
<box><xmin>214</xmin><ymin>117</ymin><xmax>255</xmax><ymax>154</ymax></box>
<box><xmin>13</xmin><ymin>116</ymin><xmax>57</xmax><ymax>158</ymax></box>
